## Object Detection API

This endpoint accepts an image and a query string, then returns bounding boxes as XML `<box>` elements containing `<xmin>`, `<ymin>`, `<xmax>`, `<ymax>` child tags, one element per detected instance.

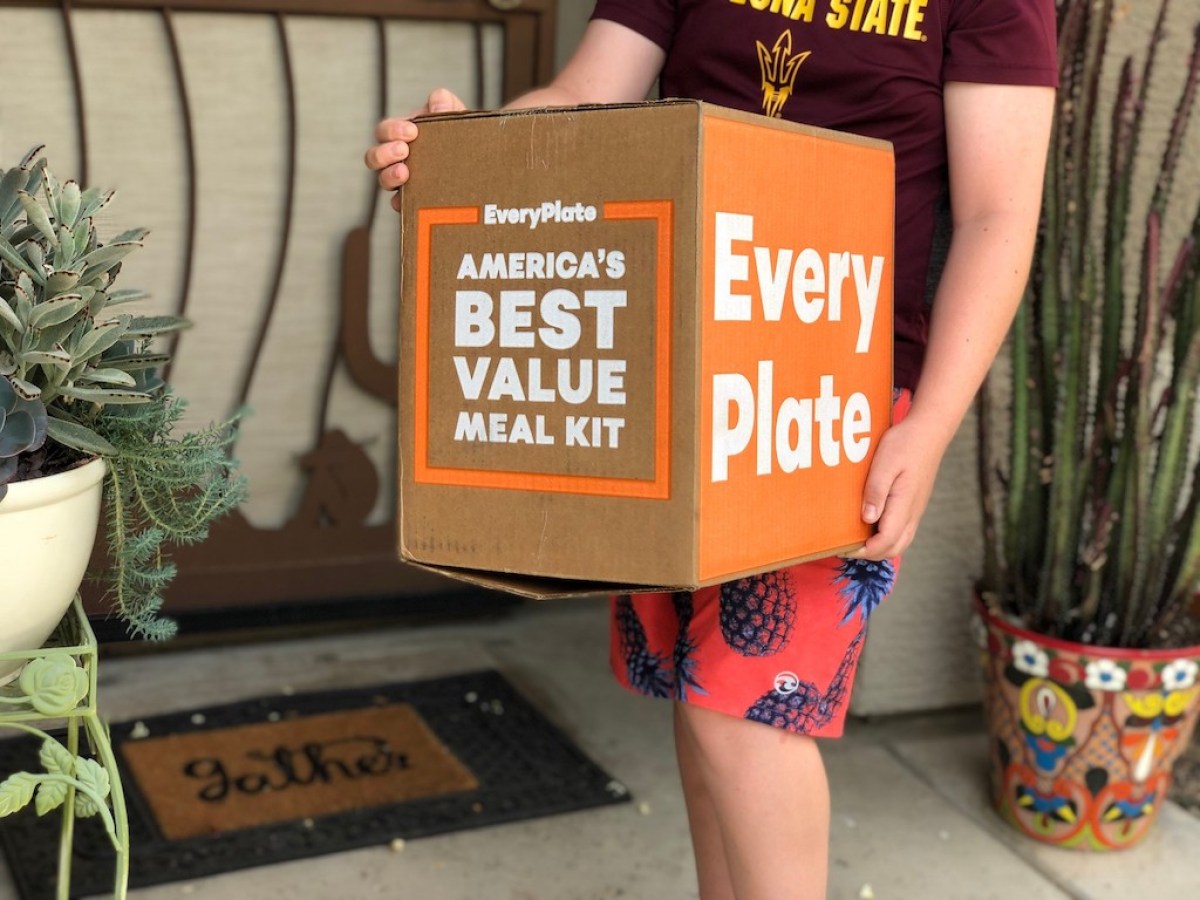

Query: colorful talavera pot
<box><xmin>976</xmin><ymin>598</ymin><xmax>1200</xmax><ymax>851</ymax></box>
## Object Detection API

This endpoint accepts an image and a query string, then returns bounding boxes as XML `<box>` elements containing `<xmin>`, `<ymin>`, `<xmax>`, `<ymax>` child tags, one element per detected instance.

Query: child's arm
<box><xmin>849</xmin><ymin>81</ymin><xmax>1056</xmax><ymax>561</ymax></box>
<box><xmin>365</xmin><ymin>20</ymin><xmax>665</xmax><ymax>209</ymax></box>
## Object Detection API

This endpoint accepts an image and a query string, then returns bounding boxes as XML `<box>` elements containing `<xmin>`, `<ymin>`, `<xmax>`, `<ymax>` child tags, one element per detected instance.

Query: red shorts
<box><xmin>609</xmin><ymin>390</ymin><xmax>912</xmax><ymax>738</ymax></box>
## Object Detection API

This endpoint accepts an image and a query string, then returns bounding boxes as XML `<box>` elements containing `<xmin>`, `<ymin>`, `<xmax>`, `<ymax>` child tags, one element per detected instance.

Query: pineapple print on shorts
<box><xmin>672</xmin><ymin>593</ymin><xmax>708</xmax><ymax>701</ymax></box>
<box><xmin>616</xmin><ymin>595</ymin><xmax>673</xmax><ymax>698</ymax></box>
<box><xmin>833</xmin><ymin>558</ymin><xmax>896</xmax><ymax>627</ymax></box>
<box><xmin>745</xmin><ymin>631</ymin><xmax>866</xmax><ymax>734</ymax></box>
<box><xmin>719</xmin><ymin>570</ymin><xmax>797</xmax><ymax>656</ymax></box>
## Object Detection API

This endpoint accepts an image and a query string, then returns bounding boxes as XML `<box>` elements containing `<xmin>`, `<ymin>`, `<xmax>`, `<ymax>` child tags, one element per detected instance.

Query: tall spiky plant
<box><xmin>979</xmin><ymin>0</ymin><xmax>1200</xmax><ymax>649</ymax></box>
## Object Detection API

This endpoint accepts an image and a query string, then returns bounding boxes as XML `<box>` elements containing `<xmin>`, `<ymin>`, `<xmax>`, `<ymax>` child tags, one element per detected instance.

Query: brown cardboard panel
<box><xmin>402</xmin><ymin>561</ymin><xmax>627</xmax><ymax>600</ymax></box>
<box><xmin>400</xmin><ymin>102</ymin><xmax>701</xmax><ymax>585</ymax></box>
<box><xmin>407</xmin><ymin>539</ymin><xmax>870</xmax><ymax>601</ymax></box>
<box><xmin>398</xmin><ymin>101</ymin><xmax>894</xmax><ymax>591</ymax></box>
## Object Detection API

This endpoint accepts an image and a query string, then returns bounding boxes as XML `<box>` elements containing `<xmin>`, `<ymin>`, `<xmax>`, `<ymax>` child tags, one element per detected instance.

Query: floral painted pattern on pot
<box><xmin>977</xmin><ymin>599</ymin><xmax>1200</xmax><ymax>851</ymax></box>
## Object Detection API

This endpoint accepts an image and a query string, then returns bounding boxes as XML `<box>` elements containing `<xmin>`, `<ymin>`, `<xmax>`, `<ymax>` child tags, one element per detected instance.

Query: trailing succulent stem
<box><xmin>979</xmin><ymin>0</ymin><xmax>1200</xmax><ymax>648</ymax></box>
<box><xmin>93</xmin><ymin>395</ymin><xmax>247</xmax><ymax>640</ymax></box>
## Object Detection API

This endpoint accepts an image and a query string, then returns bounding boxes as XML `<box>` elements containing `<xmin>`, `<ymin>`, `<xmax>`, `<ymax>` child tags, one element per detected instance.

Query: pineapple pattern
<box><xmin>616</xmin><ymin>594</ymin><xmax>673</xmax><ymax>698</ymax></box>
<box><xmin>719</xmin><ymin>570</ymin><xmax>796</xmax><ymax>656</ymax></box>
<box><xmin>608</xmin><ymin>391</ymin><xmax>911</xmax><ymax>738</ymax></box>
<box><xmin>833</xmin><ymin>558</ymin><xmax>895</xmax><ymax>627</ymax></box>
<box><xmin>744</xmin><ymin>631</ymin><xmax>866</xmax><ymax>733</ymax></box>
<box><xmin>672</xmin><ymin>592</ymin><xmax>707</xmax><ymax>701</ymax></box>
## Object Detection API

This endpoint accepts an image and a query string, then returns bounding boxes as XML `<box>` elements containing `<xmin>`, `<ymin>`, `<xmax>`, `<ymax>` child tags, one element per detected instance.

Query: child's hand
<box><xmin>844</xmin><ymin>416</ymin><xmax>947</xmax><ymax>561</ymax></box>
<box><xmin>365</xmin><ymin>88</ymin><xmax>467</xmax><ymax>211</ymax></box>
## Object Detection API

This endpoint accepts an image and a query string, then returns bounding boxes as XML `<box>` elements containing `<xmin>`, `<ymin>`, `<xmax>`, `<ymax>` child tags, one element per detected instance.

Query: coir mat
<box><xmin>0</xmin><ymin>670</ymin><xmax>629</xmax><ymax>899</ymax></box>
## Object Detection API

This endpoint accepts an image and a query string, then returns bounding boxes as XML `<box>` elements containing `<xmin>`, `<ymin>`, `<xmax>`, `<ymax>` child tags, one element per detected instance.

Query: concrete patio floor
<box><xmin>1</xmin><ymin>596</ymin><xmax>1195</xmax><ymax>900</ymax></box>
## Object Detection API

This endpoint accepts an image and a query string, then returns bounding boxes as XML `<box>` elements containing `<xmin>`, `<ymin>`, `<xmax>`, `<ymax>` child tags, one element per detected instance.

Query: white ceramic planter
<box><xmin>0</xmin><ymin>458</ymin><xmax>106</xmax><ymax>685</ymax></box>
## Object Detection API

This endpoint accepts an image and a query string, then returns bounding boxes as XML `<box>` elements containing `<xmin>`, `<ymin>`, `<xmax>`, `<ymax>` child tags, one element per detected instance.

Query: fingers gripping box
<box><xmin>398</xmin><ymin>101</ymin><xmax>894</xmax><ymax>596</ymax></box>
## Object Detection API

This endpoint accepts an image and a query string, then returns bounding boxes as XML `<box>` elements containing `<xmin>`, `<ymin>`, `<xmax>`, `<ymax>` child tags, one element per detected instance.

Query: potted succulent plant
<box><xmin>975</xmin><ymin>0</ymin><xmax>1200</xmax><ymax>851</ymax></box>
<box><xmin>0</xmin><ymin>145</ymin><xmax>247</xmax><ymax>682</ymax></box>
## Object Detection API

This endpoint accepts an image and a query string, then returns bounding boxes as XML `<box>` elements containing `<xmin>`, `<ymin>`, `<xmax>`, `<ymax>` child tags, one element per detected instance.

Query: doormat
<box><xmin>0</xmin><ymin>670</ymin><xmax>629</xmax><ymax>899</ymax></box>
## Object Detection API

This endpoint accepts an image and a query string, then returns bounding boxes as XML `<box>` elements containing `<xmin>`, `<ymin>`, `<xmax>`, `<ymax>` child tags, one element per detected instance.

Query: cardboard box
<box><xmin>398</xmin><ymin>100</ymin><xmax>894</xmax><ymax>595</ymax></box>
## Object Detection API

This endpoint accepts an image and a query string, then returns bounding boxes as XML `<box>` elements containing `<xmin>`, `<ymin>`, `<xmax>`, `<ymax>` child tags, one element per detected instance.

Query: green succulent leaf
<box><xmin>23</xmin><ymin>159</ymin><xmax>46</xmax><ymax>202</ymax></box>
<box><xmin>81</xmin><ymin>368</ymin><xmax>138</xmax><ymax>387</ymax></box>
<box><xmin>16</xmin><ymin>272</ymin><xmax>35</xmax><ymax>300</ymax></box>
<box><xmin>103</xmin><ymin>352</ymin><xmax>169</xmax><ymax>372</ymax></box>
<box><xmin>74</xmin><ymin>221</ymin><xmax>92</xmax><ymax>259</ymax></box>
<box><xmin>126</xmin><ymin>315</ymin><xmax>189</xmax><ymax>336</ymax></box>
<box><xmin>36</xmin><ymin>318</ymin><xmax>80</xmax><ymax>349</ymax></box>
<box><xmin>74</xmin><ymin>318</ymin><xmax>131</xmax><ymax>361</ymax></box>
<box><xmin>86</xmin><ymin>288</ymin><xmax>108</xmax><ymax>316</ymax></box>
<box><xmin>0</xmin><ymin>297</ymin><xmax>23</xmax><ymax>331</ymax></box>
<box><xmin>18</xmin><ymin>146</ymin><xmax>45</xmax><ymax>169</ymax></box>
<box><xmin>25</xmin><ymin>240</ymin><xmax>46</xmax><ymax>272</ymax></box>
<box><xmin>79</xmin><ymin>241</ymin><xmax>140</xmax><ymax>279</ymax></box>
<box><xmin>29</xmin><ymin>292</ymin><xmax>87</xmax><ymax>329</ymax></box>
<box><xmin>41</xmin><ymin>168</ymin><xmax>61</xmax><ymax>219</ymax></box>
<box><xmin>45</xmin><ymin>269</ymin><xmax>81</xmax><ymax>297</ymax></box>
<box><xmin>105</xmin><ymin>288</ymin><xmax>150</xmax><ymax>306</ymax></box>
<box><xmin>0</xmin><ymin>236</ymin><xmax>41</xmax><ymax>283</ymax></box>
<box><xmin>52</xmin><ymin>225</ymin><xmax>72</xmax><ymax>267</ymax></box>
<box><xmin>0</xmin><ymin>167</ymin><xmax>28</xmax><ymax>223</ymax></box>
<box><xmin>44</xmin><ymin>416</ymin><xmax>116</xmax><ymax>455</ymax></box>
<box><xmin>4</xmin><ymin>223</ymin><xmax>41</xmax><ymax>246</ymax></box>
<box><xmin>0</xmin><ymin>409</ymin><xmax>37</xmax><ymax>455</ymax></box>
<box><xmin>110</xmin><ymin>227</ymin><xmax>149</xmax><ymax>244</ymax></box>
<box><xmin>58</xmin><ymin>385</ymin><xmax>150</xmax><ymax>405</ymax></box>
<box><xmin>17</xmin><ymin>190</ymin><xmax>57</xmax><ymax>247</ymax></box>
<box><xmin>58</xmin><ymin>180</ymin><xmax>81</xmax><ymax>228</ymax></box>
<box><xmin>76</xmin><ymin>186</ymin><xmax>112</xmax><ymax>221</ymax></box>
<box><xmin>20</xmin><ymin>349</ymin><xmax>72</xmax><ymax>371</ymax></box>
<box><xmin>7</xmin><ymin>376</ymin><xmax>40</xmax><ymax>400</ymax></box>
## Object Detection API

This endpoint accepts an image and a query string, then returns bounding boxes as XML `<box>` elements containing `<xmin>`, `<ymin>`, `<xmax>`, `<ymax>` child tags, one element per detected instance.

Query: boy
<box><xmin>367</xmin><ymin>4</ymin><xmax>1056</xmax><ymax>896</ymax></box>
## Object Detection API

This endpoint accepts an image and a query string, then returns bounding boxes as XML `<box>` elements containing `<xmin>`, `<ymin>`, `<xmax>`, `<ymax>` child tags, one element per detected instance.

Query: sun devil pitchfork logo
<box><xmin>756</xmin><ymin>30</ymin><xmax>811</xmax><ymax>118</ymax></box>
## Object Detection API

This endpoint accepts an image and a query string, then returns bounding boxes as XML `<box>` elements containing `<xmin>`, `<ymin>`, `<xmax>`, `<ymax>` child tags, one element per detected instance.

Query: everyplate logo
<box><xmin>483</xmin><ymin>200</ymin><xmax>599</xmax><ymax>230</ymax></box>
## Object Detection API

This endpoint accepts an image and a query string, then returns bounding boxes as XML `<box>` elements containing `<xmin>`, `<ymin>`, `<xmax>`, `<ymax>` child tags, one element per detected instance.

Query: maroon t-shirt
<box><xmin>591</xmin><ymin>0</ymin><xmax>1058</xmax><ymax>390</ymax></box>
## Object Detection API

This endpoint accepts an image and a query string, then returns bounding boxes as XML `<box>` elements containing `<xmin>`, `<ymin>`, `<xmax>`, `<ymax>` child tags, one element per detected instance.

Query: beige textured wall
<box><xmin>0</xmin><ymin>8</ymin><xmax>503</xmax><ymax>531</ymax></box>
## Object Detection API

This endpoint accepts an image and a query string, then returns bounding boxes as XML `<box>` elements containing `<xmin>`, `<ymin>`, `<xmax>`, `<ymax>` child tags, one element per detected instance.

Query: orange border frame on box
<box><xmin>412</xmin><ymin>201</ymin><xmax>675</xmax><ymax>499</ymax></box>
